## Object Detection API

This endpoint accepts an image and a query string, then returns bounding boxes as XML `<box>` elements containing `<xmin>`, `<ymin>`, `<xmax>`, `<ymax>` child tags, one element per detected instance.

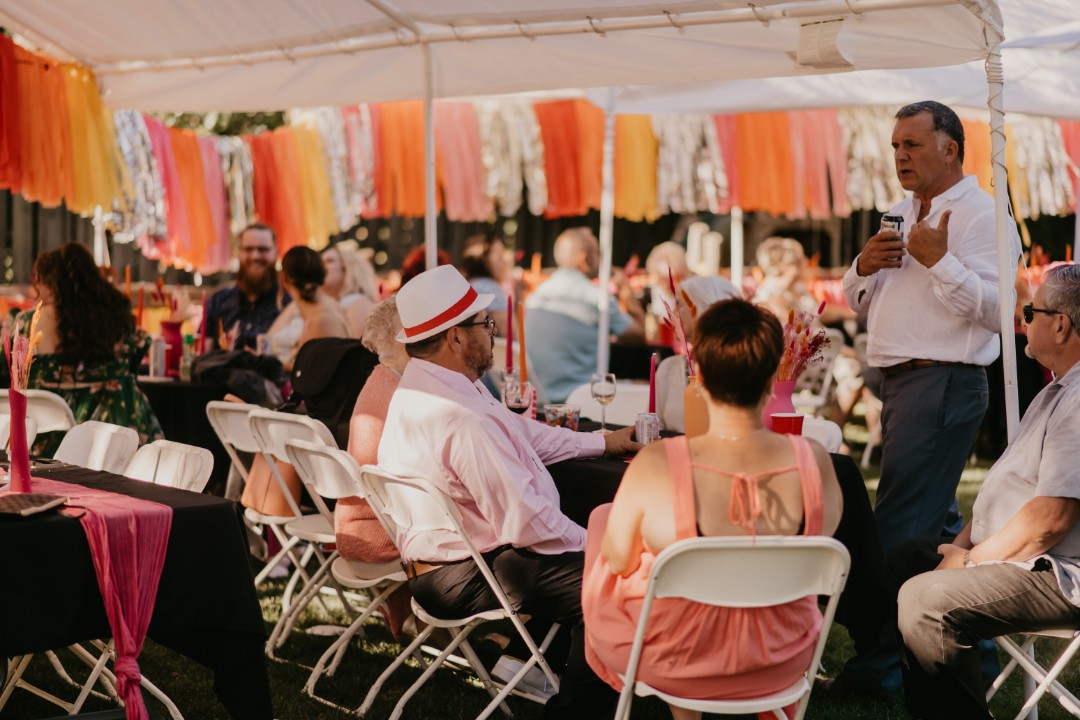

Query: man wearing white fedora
<box><xmin>379</xmin><ymin>264</ymin><xmax>640</xmax><ymax>717</ymax></box>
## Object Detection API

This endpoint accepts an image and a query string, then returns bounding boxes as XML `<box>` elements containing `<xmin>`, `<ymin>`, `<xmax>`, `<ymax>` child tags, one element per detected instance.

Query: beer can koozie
<box><xmin>880</xmin><ymin>214</ymin><xmax>904</xmax><ymax>238</ymax></box>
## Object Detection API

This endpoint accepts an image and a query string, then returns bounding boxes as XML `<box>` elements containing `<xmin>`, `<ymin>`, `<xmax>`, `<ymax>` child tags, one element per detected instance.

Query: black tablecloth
<box><xmin>0</xmin><ymin>465</ymin><xmax>272</xmax><ymax>719</ymax></box>
<box><xmin>607</xmin><ymin>342</ymin><xmax>675</xmax><ymax>380</ymax></box>
<box><xmin>138</xmin><ymin>378</ymin><xmax>231</xmax><ymax>495</ymax></box>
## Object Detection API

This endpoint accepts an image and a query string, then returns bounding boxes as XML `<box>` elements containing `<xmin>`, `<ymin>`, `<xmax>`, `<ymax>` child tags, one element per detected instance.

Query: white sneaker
<box><xmin>491</xmin><ymin>655</ymin><xmax>557</xmax><ymax>700</ymax></box>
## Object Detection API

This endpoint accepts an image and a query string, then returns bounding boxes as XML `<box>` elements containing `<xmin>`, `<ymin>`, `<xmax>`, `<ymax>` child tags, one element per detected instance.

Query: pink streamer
<box><xmin>33</xmin><ymin>478</ymin><xmax>173</xmax><ymax>720</ymax></box>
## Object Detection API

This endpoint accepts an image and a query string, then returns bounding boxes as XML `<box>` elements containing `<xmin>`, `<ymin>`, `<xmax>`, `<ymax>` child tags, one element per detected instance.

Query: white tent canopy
<box><xmin>0</xmin><ymin>0</ymin><xmax>1001</xmax><ymax>112</ymax></box>
<box><xmin>587</xmin><ymin>1</ymin><xmax>1079</xmax><ymax>119</ymax></box>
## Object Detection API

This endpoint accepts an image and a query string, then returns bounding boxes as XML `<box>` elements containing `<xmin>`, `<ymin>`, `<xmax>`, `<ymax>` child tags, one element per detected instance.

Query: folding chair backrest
<box><xmin>0</xmin><ymin>414</ymin><xmax>37</xmax><ymax>451</ymax></box>
<box><xmin>358</xmin><ymin>466</ymin><xmax>522</xmax><ymax>618</ymax></box>
<box><xmin>206</xmin><ymin>400</ymin><xmax>262</xmax><ymax>483</ymax></box>
<box><xmin>126</xmin><ymin>439</ymin><xmax>214</xmax><ymax>493</ymax></box>
<box><xmin>54</xmin><ymin>421</ymin><xmax>140</xmax><ymax>473</ymax></box>
<box><xmin>248</xmin><ymin>408</ymin><xmax>338</xmax><ymax>465</ymax></box>
<box><xmin>649</xmin><ymin>536</ymin><xmax>849</xmax><ymax>605</ymax></box>
<box><xmin>284</xmin><ymin>439</ymin><xmax>365</xmax><ymax>525</ymax></box>
<box><xmin>0</xmin><ymin>389</ymin><xmax>77</xmax><ymax>434</ymax></box>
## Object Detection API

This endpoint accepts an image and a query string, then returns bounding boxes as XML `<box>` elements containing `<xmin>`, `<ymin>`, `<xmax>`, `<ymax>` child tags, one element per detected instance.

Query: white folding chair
<box><xmin>0</xmin><ymin>414</ymin><xmax>37</xmax><ymax>451</ymax></box>
<box><xmin>248</xmin><ymin>408</ymin><xmax>346</xmax><ymax>658</ymax></box>
<box><xmin>801</xmin><ymin>417</ymin><xmax>843</xmax><ymax>453</ymax></box>
<box><xmin>987</xmin><ymin>629</ymin><xmax>1080</xmax><ymax>720</ymax></box>
<box><xmin>53</xmin><ymin>421</ymin><xmax>139</xmax><ymax>473</ymax></box>
<box><xmin>614</xmin><ymin>536</ymin><xmax>850</xmax><ymax>720</ymax></box>
<box><xmin>794</xmin><ymin>328</ymin><xmax>844</xmax><ymax>416</ymax></box>
<box><xmin>283</xmin><ymin>440</ymin><xmax>409</xmax><ymax>710</ymax></box>
<box><xmin>206</xmin><ymin>401</ymin><xmax>308</xmax><ymax>589</ymax></box>
<box><xmin>358</xmin><ymin>465</ymin><xmax>562</xmax><ymax>720</ymax></box>
<box><xmin>125</xmin><ymin>439</ymin><xmax>214</xmax><ymax>493</ymax></box>
<box><xmin>0</xmin><ymin>389</ymin><xmax>77</xmax><ymax>434</ymax></box>
<box><xmin>565</xmin><ymin>380</ymin><xmax>651</xmax><ymax>426</ymax></box>
<box><xmin>853</xmin><ymin>333</ymin><xmax>884</xmax><ymax>470</ymax></box>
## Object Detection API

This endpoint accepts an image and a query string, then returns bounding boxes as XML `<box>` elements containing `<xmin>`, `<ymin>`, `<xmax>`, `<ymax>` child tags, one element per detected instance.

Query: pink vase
<box><xmin>7</xmin><ymin>389</ymin><xmax>32</xmax><ymax>493</ymax></box>
<box><xmin>160</xmin><ymin>320</ymin><xmax>184</xmax><ymax>378</ymax></box>
<box><xmin>683</xmin><ymin>379</ymin><xmax>710</xmax><ymax>438</ymax></box>
<box><xmin>762</xmin><ymin>380</ymin><xmax>797</xmax><ymax>431</ymax></box>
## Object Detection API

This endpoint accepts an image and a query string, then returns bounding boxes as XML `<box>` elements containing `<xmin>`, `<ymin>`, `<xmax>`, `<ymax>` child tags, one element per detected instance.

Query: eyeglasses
<box><xmin>458</xmin><ymin>318</ymin><xmax>497</xmax><ymax>336</ymax></box>
<box><xmin>1022</xmin><ymin>303</ymin><xmax>1063</xmax><ymax>324</ymax></box>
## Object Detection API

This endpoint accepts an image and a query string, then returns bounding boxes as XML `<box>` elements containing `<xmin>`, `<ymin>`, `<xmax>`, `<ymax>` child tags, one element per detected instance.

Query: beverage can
<box><xmin>880</xmin><ymin>214</ymin><xmax>904</xmax><ymax>238</ymax></box>
<box><xmin>635</xmin><ymin>412</ymin><xmax>661</xmax><ymax>445</ymax></box>
<box><xmin>149</xmin><ymin>336</ymin><xmax>167</xmax><ymax>377</ymax></box>
<box><xmin>256</xmin><ymin>333</ymin><xmax>271</xmax><ymax>356</ymax></box>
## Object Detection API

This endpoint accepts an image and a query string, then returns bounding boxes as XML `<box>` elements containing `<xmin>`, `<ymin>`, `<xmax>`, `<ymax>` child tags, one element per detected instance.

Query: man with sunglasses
<box><xmin>892</xmin><ymin>264</ymin><xmax>1080</xmax><ymax>720</ymax></box>
<box><xmin>379</xmin><ymin>265</ymin><xmax>640</xmax><ymax>718</ymax></box>
<box><xmin>837</xmin><ymin>100</ymin><xmax>1022</xmax><ymax>698</ymax></box>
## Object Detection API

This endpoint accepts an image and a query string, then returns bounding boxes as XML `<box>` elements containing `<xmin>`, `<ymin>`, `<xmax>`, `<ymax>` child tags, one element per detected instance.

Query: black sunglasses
<box><xmin>1022</xmin><ymin>303</ymin><xmax>1062</xmax><ymax>324</ymax></box>
<box><xmin>458</xmin><ymin>318</ymin><xmax>497</xmax><ymax>336</ymax></box>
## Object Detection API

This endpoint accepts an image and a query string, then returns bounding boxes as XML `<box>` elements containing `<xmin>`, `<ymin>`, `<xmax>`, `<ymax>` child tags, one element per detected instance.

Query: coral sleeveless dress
<box><xmin>583</xmin><ymin>434</ymin><xmax>824</xmax><ymax>703</ymax></box>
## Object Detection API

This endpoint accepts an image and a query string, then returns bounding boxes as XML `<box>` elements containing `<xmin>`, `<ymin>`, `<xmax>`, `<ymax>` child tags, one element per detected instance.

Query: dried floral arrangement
<box><xmin>776</xmin><ymin>301</ymin><xmax>831</xmax><ymax>382</ymax></box>
<box><xmin>2</xmin><ymin>304</ymin><xmax>43</xmax><ymax>391</ymax></box>
<box><xmin>658</xmin><ymin>269</ymin><xmax>698</xmax><ymax>378</ymax></box>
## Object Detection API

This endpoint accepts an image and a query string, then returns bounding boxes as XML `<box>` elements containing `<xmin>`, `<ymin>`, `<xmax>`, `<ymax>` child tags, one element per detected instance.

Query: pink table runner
<box><xmin>29</xmin><ymin>477</ymin><xmax>173</xmax><ymax>720</ymax></box>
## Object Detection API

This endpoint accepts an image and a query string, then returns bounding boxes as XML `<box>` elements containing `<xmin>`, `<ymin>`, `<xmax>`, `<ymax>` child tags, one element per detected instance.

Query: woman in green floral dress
<box><xmin>15</xmin><ymin>243</ymin><xmax>163</xmax><ymax>457</ymax></box>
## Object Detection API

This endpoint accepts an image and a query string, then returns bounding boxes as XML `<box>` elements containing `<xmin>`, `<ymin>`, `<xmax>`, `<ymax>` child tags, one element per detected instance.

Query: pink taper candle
<box><xmin>136</xmin><ymin>286</ymin><xmax>144</xmax><ymax>329</ymax></box>
<box><xmin>648</xmin><ymin>352</ymin><xmax>657</xmax><ymax>413</ymax></box>
<box><xmin>506</xmin><ymin>296</ymin><xmax>514</xmax><ymax>373</ymax></box>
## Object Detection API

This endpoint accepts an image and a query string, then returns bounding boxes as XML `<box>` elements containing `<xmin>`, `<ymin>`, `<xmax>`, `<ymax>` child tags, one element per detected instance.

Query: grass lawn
<box><xmin>5</xmin><ymin>419</ymin><xmax>1079</xmax><ymax>719</ymax></box>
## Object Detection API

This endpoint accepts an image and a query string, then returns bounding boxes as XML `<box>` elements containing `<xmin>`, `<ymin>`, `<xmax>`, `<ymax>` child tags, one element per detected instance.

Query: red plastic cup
<box><xmin>771</xmin><ymin>413</ymin><xmax>805</xmax><ymax>435</ymax></box>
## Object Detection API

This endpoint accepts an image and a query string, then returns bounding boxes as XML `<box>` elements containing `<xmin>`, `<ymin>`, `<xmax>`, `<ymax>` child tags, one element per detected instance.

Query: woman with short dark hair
<box><xmin>582</xmin><ymin>298</ymin><xmax>843</xmax><ymax>720</ymax></box>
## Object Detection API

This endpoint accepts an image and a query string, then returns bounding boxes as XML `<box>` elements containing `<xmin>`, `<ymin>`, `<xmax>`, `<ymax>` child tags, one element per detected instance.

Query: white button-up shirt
<box><xmin>377</xmin><ymin>359</ymin><xmax>605</xmax><ymax>562</ymax></box>
<box><xmin>843</xmin><ymin>175</ymin><xmax>1021</xmax><ymax>368</ymax></box>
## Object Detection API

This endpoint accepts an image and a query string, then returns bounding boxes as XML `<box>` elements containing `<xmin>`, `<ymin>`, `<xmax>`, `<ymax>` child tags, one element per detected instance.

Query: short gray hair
<box><xmin>1041</xmin><ymin>264</ymin><xmax>1080</xmax><ymax>330</ymax></box>
<box><xmin>361</xmin><ymin>297</ymin><xmax>400</xmax><ymax>355</ymax></box>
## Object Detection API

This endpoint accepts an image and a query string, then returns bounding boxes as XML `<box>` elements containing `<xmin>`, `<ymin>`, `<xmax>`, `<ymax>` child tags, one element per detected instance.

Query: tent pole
<box><xmin>597</xmin><ymin>89</ymin><xmax>617</xmax><ymax>373</ymax></box>
<box><xmin>423</xmin><ymin>44</ymin><xmax>437</xmax><ymax>270</ymax></box>
<box><xmin>986</xmin><ymin>46</ymin><xmax>1020</xmax><ymax>443</ymax></box>
<box><xmin>730</xmin><ymin>206</ymin><xmax>744</xmax><ymax>293</ymax></box>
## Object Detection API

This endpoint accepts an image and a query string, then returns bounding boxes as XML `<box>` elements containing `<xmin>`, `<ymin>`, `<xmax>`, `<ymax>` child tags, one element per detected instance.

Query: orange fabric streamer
<box><xmin>735</xmin><ymin>112</ymin><xmax>795</xmax><ymax>217</ymax></box>
<box><xmin>576</xmin><ymin>100</ymin><xmax>605</xmax><ymax>214</ymax></box>
<box><xmin>60</xmin><ymin>64</ymin><xmax>127</xmax><ymax>217</ymax></box>
<box><xmin>0</xmin><ymin>34</ymin><xmax>22</xmax><ymax>193</ymax></box>
<box><xmin>712</xmin><ymin>115</ymin><xmax>740</xmax><ymax>213</ymax></box>
<box><xmin>1059</xmin><ymin>120</ymin><xmax>1080</xmax><ymax>214</ymax></box>
<box><xmin>961</xmin><ymin>119</ymin><xmax>993</xmax><ymax>193</ymax></box>
<box><xmin>379</xmin><ymin>101</ymin><xmax>445</xmax><ymax>218</ymax></box>
<box><xmin>534</xmin><ymin>100</ymin><xmax>584</xmax><ymax>218</ymax></box>
<box><xmin>245</xmin><ymin>133</ymin><xmax>278</xmax><ymax>245</ymax></box>
<box><xmin>614</xmin><ymin>115</ymin><xmax>659</xmax><ymax>223</ymax></box>
<box><xmin>292</xmin><ymin>123</ymin><xmax>339</xmax><ymax>248</ymax></box>
<box><xmin>12</xmin><ymin>45</ymin><xmax>66</xmax><ymax>207</ymax></box>
<box><xmin>269</xmin><ymin>128</ymin><xmax>310</xmax><ymax>252</ymax></box>
<box><xmin>168</xmin><ymin>128</ymin><xmax>217</xmax><ymax>269</ymax></box>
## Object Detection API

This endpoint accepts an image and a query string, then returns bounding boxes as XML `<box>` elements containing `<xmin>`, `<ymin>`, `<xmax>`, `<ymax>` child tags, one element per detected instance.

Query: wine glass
<box><xmin>590</xmin><ymin>373</ymin><xmax>617</xmax><ymax>433</ymax></box>
<box><xmin>504</xmin><ymin>377</ymin><xmax>533</xmax><ymax>415</ymax></box>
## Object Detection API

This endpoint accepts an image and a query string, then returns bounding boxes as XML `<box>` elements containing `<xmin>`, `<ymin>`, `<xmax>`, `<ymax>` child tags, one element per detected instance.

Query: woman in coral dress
<box><xmin>583</xmin><ymin>299</ymin><xmax>843</xmax><ymax>720</ymax></box>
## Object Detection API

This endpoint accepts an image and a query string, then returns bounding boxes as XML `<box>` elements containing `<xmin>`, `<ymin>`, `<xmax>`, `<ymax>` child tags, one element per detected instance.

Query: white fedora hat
<box><xmin>396</xmin><ymin>265</ymin><xmax>495</xmax><ymax>343</ymax></box>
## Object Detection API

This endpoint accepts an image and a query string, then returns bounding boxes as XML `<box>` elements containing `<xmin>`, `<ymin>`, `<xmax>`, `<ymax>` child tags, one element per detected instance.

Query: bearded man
<box><xmin>204</xmin><ymin>223</ymin><xmax>289</xmax><ymax>351</ymax></box>
<box><xmin>378</xmin><ymin>265</ymin><xmax>639</xmax><ymax>719</ymax></box>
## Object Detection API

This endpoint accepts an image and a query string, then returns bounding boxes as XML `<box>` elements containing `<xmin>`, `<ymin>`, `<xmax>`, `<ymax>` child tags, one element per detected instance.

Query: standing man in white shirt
<box><xmin>836</xmin><ymin>100</ymin><xmax>1021</xmax><ymax>698</ymax></box>
<box><xmin>379</xmin><ymin>265</ymin><xmax>640</xmax><ymax>718</ymax></box>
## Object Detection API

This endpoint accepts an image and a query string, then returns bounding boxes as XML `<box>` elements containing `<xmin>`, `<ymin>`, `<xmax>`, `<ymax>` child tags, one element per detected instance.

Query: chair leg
<box><xmin>462</xmin><ymin>638</ymin><xmax>514</xmax><ymax>720</ymax></box>
<box><xmin>267</xmin><ymin>551</ymin><xmax>339</xmax><ymax>658</ymax></box>
<box><xmin>388</xmin><ymin>620</ymin><xmax>484</xmax><ymax>720</ymax></box>
<box><xmin>353</xmin><ymin>623</ymin><xmax>436</xmax><ymax>716</ymax></box>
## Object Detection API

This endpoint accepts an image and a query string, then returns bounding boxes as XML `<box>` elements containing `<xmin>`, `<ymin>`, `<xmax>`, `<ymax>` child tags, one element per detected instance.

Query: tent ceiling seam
<box><xmin>90</xmin><ymin>0</ymin><xmax>968</xmax><ymax>76</ymax></box>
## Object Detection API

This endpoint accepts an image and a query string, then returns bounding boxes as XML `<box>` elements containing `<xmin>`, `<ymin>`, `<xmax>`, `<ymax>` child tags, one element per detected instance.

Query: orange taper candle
<box><xmin>518</xmin><ymin>301</ymin><xmax>527</xmax><ymax>385</ymax></box>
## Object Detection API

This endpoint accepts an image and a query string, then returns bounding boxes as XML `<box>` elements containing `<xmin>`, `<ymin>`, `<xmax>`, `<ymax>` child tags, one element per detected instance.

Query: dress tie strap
<box><xmin>728</xmin><ymin>472</ymin><xmax>762</xmax><ymax>536</ymax></box>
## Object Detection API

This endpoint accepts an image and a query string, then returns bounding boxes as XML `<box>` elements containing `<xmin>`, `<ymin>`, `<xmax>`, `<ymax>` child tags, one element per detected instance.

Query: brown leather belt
<box><xmin>401</xmin><ymin>558</ymin><xmax>463</xmax><ymax>579</ymax></box>
<box><xmin>880</xmin><ymin>359</ymin><xmax>971</xmax><ymax>378</ymax></box>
